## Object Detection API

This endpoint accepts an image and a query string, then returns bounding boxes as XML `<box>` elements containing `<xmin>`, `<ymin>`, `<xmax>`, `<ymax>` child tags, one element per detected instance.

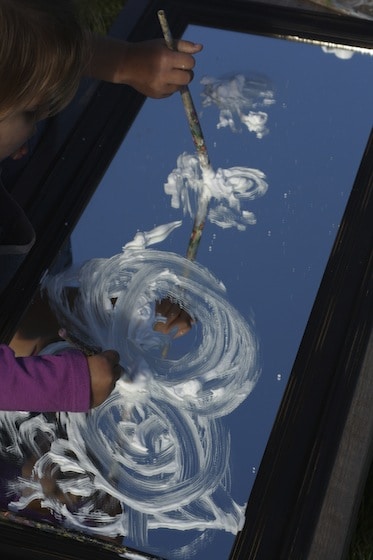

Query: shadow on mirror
<box><xmin>1</xmin><ymin>24</ymin><xmax>372</xmax><ymax>560</ymax></box>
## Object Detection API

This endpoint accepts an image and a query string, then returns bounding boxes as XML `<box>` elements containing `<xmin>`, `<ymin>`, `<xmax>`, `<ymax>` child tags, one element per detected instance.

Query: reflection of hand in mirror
<box><xmin>109</xmin><ymin>296</ymin><xmax>193</xmax><ymax>339</ymax></box>
<box><xmin>19</xmin><ymin>455</ymin><xmax>122</xmax><ymax>534</ymax></box>
<box><xmin>89</xmin><ymin>37</ymin><xmax>203</xmax><ymax>98</ymax></box>
<box><xmin>154</xmin><ymin>298</ymin><xmax>193</xmax><ymax>339</ymax></box>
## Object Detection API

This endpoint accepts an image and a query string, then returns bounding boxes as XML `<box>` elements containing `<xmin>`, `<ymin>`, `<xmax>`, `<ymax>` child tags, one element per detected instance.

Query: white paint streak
<box><xmin>0</xmin><ymin>228</ymin><xmax>260</xmax><ymax>555</ymax></box>
<box><xmin>164</xmin><ymin>152</ymin><xmax>268</xmax><ymax>230</ymax></box>
<box><xmin>201</xmin><ymin>74</ymin><xmax>275</xmax><ymax>138</ymax></box>
<box><xmin>321</xmin><ymin>46</ymin><xmax>355</xmax><ymax>59</ymax></box>
<box><xmin>1</xmin><ymin>78</ymin><xmax>269</xmax><ymax>555</ymax></box>
<box><xmin>123</xmin><ymin>221</ymin><xmax>182</xmax><ymax>251</ymax></box>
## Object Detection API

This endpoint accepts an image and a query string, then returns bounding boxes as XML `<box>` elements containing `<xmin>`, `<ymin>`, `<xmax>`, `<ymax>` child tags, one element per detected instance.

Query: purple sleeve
<box><xmin>0</xmin><ymin>344</ymin><xmax>91</xmax><ymax>412</ymax></box>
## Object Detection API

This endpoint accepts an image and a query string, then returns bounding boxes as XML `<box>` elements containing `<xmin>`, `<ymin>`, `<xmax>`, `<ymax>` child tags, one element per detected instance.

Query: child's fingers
<box><xmin>154</xmin><ymin>299</ymin><xmax>193</xmax><ymax>338</ymax></box>
<box><xmin>100</xmin><ymin>350</ymin><xmax>123</xmax><ymax>382</ymax></box>
<box><xmin>170</xmin><ymin>68</ymin><xmax>195</xmax><ymax>87</ymax></box>
<box><xmin>87</xmin><ymin>350</ymin><xmax>122</xmax><ymax>407</ymax></box>
<box><xmin>174</xmin><ymin>39</ymin><xmax>203</xmax><ymax>54</ymax></box>
<box><xmin>155</xmin><ymin>300</ymin><xmax>181</xmax><ymax>328</ymax></box>
<box><xmin>155</xmin><ymin>298</ymin><xmax>172</xmax><ymax>317</ymax></box>
<box><xmin>100</xmin><ymin>349</ymin><xmax>120</xmax><ymax>370</ymax></box>
<box><xmin>171</xmin><ymin>309</ymin><xmax>193</xmax><ymax>339</ymax></box>
<box><xmin>169</xmin><ymin>49</ymin><xmax>197</xmax><ymax>70</ymax></box>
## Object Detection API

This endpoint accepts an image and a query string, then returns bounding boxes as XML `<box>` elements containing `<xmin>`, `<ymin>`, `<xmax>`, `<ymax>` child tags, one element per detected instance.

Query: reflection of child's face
<box><xmin>0</xmin><ymin>104</ymin><xmax>46</xmax><ymax>162</ymax></box>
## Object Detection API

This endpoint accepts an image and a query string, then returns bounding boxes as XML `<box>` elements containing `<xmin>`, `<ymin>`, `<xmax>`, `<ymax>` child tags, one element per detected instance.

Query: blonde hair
<box><xmin>0</xmin><ymin>0</ymin><xmax>91</xmax><ymax>120</ymax></box>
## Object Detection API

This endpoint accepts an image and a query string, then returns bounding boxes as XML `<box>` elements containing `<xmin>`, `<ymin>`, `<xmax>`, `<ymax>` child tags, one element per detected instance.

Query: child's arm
<box><xmin>0</xmin><ymin>344</ymin><xmax>120</xmax><ymax>412</ymax></box>
<box><xmin>87</xmin><ymin>36</ymin><xmax>203</xmax><ymax>98</ymax></box>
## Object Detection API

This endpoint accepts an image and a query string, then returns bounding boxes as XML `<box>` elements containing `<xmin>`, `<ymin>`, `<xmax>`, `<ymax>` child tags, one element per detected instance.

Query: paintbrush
<box><xmin>158</xmin><ymin>9</ymin><xmax>213</xmax><ymax>262</ymax></box>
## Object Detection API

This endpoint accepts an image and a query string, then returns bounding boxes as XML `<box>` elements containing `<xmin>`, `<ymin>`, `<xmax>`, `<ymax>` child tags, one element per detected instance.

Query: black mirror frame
<box><xmin>0</xmin><ymin>2</ymin><xmax>372</xmax><ymax>559</ymax></box>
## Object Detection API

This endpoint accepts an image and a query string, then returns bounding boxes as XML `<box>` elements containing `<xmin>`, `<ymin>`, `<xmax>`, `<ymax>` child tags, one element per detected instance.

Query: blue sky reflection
<box><xmin>68</xmin><ymin>25</ymin><xmax>373</xmax><ymax>559</ymax></box>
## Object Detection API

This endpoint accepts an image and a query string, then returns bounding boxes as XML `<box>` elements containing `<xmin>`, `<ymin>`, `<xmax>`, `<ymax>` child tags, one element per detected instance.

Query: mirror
<box><xmin>1</xmin><ymin>23</ymin><xmax>372</xmax><ymax>560</ymax></box>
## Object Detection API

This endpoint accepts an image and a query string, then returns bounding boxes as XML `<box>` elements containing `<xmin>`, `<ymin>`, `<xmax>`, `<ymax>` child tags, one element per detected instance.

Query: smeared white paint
<box><xmin>0</xmin><ymin>228</ymin><xmax>260</xmax><ymax>555</ymax></box>
<box><xmin>163</xmin><ymin>77</ymin><xmax>270</xmax><ymax>233</ymax></box>
<box><xmin>2</xmin><ymin>72</ymin><xmax>268</xmax><ymax>559</ymax></box>
<box><xmin>201</xmin><ymin>74</ymin><xmax>275</xmax><ymax>138</ymax></box>
<box><xmin>1</xmin><ymin>74</ymin><xmax>268</xmax><ymax>553</ymax></box>
<box><xmin>321</xmin><ymin>46</ymin><xmax>354</xmax><ymax>59</ymax></box>
<box><xmin>165</xmin><ymin>152</ymin><xmax>268</xmax><ymax>230</ymax></box>
<box><xmin>123</xmin><ymin>221</ymin><xmax>182</xmax><ymax>251</ymax></box>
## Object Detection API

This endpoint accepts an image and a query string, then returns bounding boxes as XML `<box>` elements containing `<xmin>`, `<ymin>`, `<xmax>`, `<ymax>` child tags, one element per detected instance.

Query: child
<box><xmin>0</xmin><ymin>0</ymin><xmax>199</xmax><ymax>412</ymax></box>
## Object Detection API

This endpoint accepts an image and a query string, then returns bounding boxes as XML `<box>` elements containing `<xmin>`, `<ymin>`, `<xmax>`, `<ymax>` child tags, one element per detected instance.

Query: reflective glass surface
<box><xmin>1</xmin><ymin>25</ymin><xmax>372</xmax><ymax>560</ymax></box>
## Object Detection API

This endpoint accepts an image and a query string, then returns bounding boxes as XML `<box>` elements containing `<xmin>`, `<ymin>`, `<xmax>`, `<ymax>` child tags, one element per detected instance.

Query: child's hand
<box><xmin>119</xmin><ymin>39</ymin><xmax>203</xmax><ymax>98</ymax></box>
<box><xmin>154</xmin><ymin>299</ymin><xmax>193</xmax><ymax>339</ymax></box>
<box><xmin>89</xmin><ymin>37</ymin><xmax>203</xmax><ymax>98</ymax></box>
<box><xmin>87</xmin><ymin>350</ymin><xmax>122</xmax><ymax>408</ymax></box>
